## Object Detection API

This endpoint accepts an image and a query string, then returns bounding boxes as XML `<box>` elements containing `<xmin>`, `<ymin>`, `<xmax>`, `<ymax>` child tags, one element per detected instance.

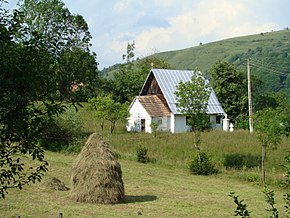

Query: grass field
<box><xmin>0</xmin><ymin>151</ymin><xmax>288</xmax><ymax>218</ymax></box>
<box><xmin>0</xmin><ymin>105</ymin><xmax>289</xmax><ymax>217</ymax></box>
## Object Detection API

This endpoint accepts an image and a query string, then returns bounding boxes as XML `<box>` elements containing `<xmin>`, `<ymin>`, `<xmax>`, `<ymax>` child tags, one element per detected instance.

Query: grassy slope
<box><xmin>154</xmin><ymin>29</ymin><xmax>290</xmax><ymax>73</ymax></box>
<box><xmin>1</xmin><ymin>105</ymin><xmax>289</xmax><ymax>217</ymax></box>
<box><xmin>0</xmin><ymin>151</ymin><xmax>288</xmax><ymax>218</ymax></box>
<box><xmin>102</xmin><ymin>29</ymin><xmax>290</xmax><ymax>97</ymax></box>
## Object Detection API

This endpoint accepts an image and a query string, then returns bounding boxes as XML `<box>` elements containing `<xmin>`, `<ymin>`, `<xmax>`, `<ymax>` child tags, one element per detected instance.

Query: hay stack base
<box><xmin>70</xmin><ymin>133</ymin><xmax>124</xmax><ymax>204</ymax></box>
<box><xmin>43</xmin><ymin>177</ymin><xmax>69</xmax><ymax>191</ymax></box>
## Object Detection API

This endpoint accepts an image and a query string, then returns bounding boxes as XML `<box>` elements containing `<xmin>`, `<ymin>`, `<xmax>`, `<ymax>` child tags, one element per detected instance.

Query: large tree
<box><xmin>19</xmin><ymin>0</ymin><xmax>92</xmax><ymax>53</ymax></box>
<box><xmin>209</xmin><ymin>60</ymin><xmax>247</xmax><ymax>123</ymax></box>
<box><xmin>0</xmin><ymin>0</ymin><xmax>97</xmax><ymax>198</ymax></box>
<box><xmin>19</xmin><ymin>0</ymin><xmax>98</xmax><ymax>101</ymax></box>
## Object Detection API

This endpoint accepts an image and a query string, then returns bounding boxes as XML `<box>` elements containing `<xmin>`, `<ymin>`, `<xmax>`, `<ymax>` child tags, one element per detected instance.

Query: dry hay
<box><xmin>70</xmin><ymin>133</ymin><xmax>125</xmax><ymax>204</ymax></box>
<box><xmin>43</xmin><ymin>177</ymin><xmax>69</xmax><ymax>191</ymax></box>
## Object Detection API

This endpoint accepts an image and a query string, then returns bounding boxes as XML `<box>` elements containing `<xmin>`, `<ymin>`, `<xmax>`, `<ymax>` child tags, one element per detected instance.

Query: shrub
<box><xmin>223</xmin><ymin>153</ymin><xmax>261</xmax><ymax>169</ymax></box>
<box><xmin>189</xmin><ymin>152</ymin><xmax>218</xmax><ymax>175</ymax></box>
<box><xmin>40</xmin><ymin>110</ymin><xmax>84</xmax><ymax>152</ymax></box>
<box><xmin>136</xmin><ymin>145</ymin><xmax>149</xmax><ymax>163</ymax></box>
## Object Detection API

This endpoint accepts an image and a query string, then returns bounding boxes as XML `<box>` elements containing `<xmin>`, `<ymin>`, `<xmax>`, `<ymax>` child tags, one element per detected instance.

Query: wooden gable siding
<box><xmin>140</xmin><ymin>73</ymin><xmax>162</xmax><ymax>95</ymax></box>
<box><xmin>137</xmin><ymin>95</ymin><xmax>171</xmax><ymax>117</ymax></box>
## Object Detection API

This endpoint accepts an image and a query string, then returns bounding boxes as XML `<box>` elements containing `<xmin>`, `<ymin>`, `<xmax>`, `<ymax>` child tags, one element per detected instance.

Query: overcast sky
<box><xmin>6</xmin><ymin>0</ymin><xmax>290</xmax><ymax>69</ymax></box>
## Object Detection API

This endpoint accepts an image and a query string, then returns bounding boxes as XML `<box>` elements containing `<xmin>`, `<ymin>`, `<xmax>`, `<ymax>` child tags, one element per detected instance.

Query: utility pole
<box><xmin>247</xmin><ymin>59</ymin><xmax>253</xmax><ymax>133</ymax></box>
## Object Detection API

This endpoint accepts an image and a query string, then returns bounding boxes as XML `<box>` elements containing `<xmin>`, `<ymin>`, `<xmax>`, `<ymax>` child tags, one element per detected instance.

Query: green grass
<box><xmin>68</xmin><ymin>103</ymin><xmax>290</xmax><ymax>181</ymax></box>
<box><xmin>1</xmin><ymin>105</ymin><xmax>288</xmax><ymax>217</ymax></box>
<box><xmin>0</xmin><ymin>151</ymin><xmax>288</xmax><ymax>218</ymax></box>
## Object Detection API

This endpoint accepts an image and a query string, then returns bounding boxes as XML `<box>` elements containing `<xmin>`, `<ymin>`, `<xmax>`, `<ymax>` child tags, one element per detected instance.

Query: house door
<box><xmin>141</xmin><ymin>119</ymin><xmax>146</xmax><ymax>132</ymax></box>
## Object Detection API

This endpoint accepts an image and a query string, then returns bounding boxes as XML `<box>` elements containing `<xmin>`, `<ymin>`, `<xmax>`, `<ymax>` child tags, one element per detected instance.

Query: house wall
<box><xmin>126</xmin><ymin>99</ymin><xmax>151</xmax><ymax>133</ymax></box>
<box><xmin>152</xmin><ymin>116</ymin><xmax>170</xmax><ymax>132</ymax></box>
<box><xmin>170</xmin><ymin>114</ymin><xmax>223</xmax><ymax>133</ymax></box>
<box><xmin>175</xmin><ymin>115</ymin><xmax>191</xmax><ymax>133</ymax></box>
<box><xmin>210</xmin><ymin>115</ymin><xmax>223</xmax><ymax>129</ymax></box>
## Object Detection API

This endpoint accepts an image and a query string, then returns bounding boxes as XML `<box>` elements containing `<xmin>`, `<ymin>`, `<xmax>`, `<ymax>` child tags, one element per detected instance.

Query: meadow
<box><xmin>0</xmin><ymin>105</ymin><xmax>289</xmax><ymax>217</ymax></box>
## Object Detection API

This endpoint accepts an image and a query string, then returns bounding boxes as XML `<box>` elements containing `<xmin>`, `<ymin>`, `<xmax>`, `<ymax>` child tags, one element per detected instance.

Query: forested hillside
<box><xmin>153</xmin><ymin>29</ymin><xmax>290</xmax><ymax>99</ymax></box>
<box><xmin>102</xmin><ymin>29</ymin><xmax>290</xmax><ymax>99</ymax></box>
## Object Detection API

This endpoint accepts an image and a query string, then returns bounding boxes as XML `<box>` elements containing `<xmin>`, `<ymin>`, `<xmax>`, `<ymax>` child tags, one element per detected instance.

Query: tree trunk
<box><xmin>193</xmin><ymin>130</ymin><xmax>201</xmax><ymax>163</ymax></box>
<box><xmin>100</xmin><ymin>119</ymin><xmax>104</xmax><ymax>130</ymax></box>
<box><xmin>261</xmin><ymin>144</ymin><xmax>267</xmax><ymax>184</ymax></box>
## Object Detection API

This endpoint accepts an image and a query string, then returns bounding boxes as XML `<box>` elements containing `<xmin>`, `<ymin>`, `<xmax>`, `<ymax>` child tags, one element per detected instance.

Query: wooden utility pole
<box><xmin>247</xmin><ymin>59</ymin><xmax>253</xmax><ymax>133</ymax></box>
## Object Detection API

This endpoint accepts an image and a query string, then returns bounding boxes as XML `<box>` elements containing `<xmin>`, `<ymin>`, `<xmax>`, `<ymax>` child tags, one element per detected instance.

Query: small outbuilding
<box><xmin>127</xmin><ymin>68</ymin><xmax>226</xmax><ymax>133</ymax></box>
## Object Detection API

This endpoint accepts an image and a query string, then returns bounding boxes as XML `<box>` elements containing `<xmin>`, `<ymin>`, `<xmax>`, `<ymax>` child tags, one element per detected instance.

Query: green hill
<box><xmin>102</xmin><ymin>29</ymin><xmax>290</xmax><ymax>99</ymax></box>
<box><xmin>153</xmin><ymin>29</ymin><xmax>290</xmax><ymax>98</ymax></box>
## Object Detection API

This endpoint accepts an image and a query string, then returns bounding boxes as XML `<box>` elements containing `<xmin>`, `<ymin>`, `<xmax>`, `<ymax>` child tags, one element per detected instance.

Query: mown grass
<box><xmin>1</xmin><ymin>104</ymin><xmax>288</xmax><ymax>217</ymax></box>
<box><xmin>0</xmin><ymin>151</ymin><xmax>288</xmax><ymax>218</ymax></box>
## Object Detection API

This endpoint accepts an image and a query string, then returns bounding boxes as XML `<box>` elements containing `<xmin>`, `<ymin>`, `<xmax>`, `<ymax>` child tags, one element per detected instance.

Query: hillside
<box><xmin>103</xmin><ymin>29</ymin><xmax>290</xmax><ymax>99</ymax></box>
<box><xmin>153</xmin><ymin>29</ymin><xmax>290</xmax><ymax>98</ymax></box>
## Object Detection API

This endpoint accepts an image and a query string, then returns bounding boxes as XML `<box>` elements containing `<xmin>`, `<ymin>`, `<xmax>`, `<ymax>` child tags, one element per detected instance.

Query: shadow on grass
<box><xmin>125</xmin><ymin>195</ymin><xmax>157</xmax><ymax>203</ymax></box>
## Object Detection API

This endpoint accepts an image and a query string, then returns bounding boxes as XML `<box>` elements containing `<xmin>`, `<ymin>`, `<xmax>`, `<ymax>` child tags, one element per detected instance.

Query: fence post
<box><xmin>59</xmin><ymin>212</ymin><xmax>63</xmax><ymax>218</ymax></box>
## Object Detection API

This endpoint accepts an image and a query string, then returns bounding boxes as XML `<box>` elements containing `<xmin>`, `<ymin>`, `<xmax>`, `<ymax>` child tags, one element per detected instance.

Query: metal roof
<box><xmin>141</xmin><ymin>68</ymin><xmax>225</xmax><ymax>115</ymax></box>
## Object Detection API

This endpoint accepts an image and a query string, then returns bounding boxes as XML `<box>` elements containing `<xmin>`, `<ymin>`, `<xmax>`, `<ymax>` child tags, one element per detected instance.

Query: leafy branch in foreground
<box><xmin>229</xmin><ymin>192</ymin><xmax>251</xmax><ymax>217</ymax></box>
<box><xmin>263</xmin><ymin>186</ymin><xmax>279</xmax><ymax>218</ymax></box>
<box><xmin>229</xmin><ymin>154</ymin><xmax>290</xmax><ymax>217</ymax></box>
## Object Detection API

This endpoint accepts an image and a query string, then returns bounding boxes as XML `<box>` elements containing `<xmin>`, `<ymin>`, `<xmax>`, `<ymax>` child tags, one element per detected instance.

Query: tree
<box><xmin>113</xmin><ymin>42</ymin><xmax>171</xmax><ymax>103</ymax></box>
<box><xmin>175</xmin><ymin>71</ymin><xmax>211</xmax><ymax>157</ymax></box>
<box><xmin>0</xmin><ymin>0</ymin><xmax>96</xmax><ymax>198</ymax></box>
<box><xmin>209</xmin><ymin>61</ymin><xmax>247</xmax><ymax>123</ymax></box>
<box><xmin>19</xmin><ymin>0</ymin><xmax>92</xmax><ymax>54</ymax></box>
<box><xmin>254</xmin><ymin>107</ymin><xmax>289</xmax><ymax>184</ymax></box>
<box><xmin>19</xmin><ymin>0</ymin><xmax>98</xmax><ymax>102</ymax></box>
<box><xmin>89</xmin><ymin>95</ymin><xmax>129</xmax><ymax>133</ymax></box>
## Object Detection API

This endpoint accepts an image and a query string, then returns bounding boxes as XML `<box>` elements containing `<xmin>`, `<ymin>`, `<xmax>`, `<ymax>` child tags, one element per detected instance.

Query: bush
<box><xmin>224</xmin><ymin>153</ymin><xmax>261</xmax><ymax>169</ymax></box>
<box><xmin>189</xmin><ymin>152</ymin><xmax>218</xmax><ymax>175</ymax></box>
<box><xmin>136</xmin><ymin>145</ymin><xmax>150</xmax><ymax>163</ymax></box>
<box><xmin>40</xmin><ymin>110</ymin><xmax>85</xmax><ymax>152</ymax></box>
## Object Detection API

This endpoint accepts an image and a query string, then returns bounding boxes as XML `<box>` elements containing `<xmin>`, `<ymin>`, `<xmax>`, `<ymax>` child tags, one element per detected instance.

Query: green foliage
<box><xmin>0</xmin><ymin>0</ymin><xmax>96</xmax><ymax>198</ymax></box>
<box><xmin>284</xmin><ymin>155</ymin><xmax>290</xmax><ymax>215</ymax></box>
<box><xmin>40</xmin><ymin>109</ymin><xmax>84</xmax><ymax>152</ymax></box>
<box><xmin>223</xmin><ymin>153</ymin><xmax>261</xmax><ymax>169</ymax></box>
<box><xmin>150</xmin><ymin>121</ymin><xmax>159</xmax><ymax>137</ymax></box>
<box><xmin>112</xmin><ymin>41</ymin><xmax>171</xmax><ymax>103</ymax></box>
<box><xmin>209</xmin><ymin>60</ymin><xmax>247</xmax><ymax>123</ymax></box>
<box><xmin>230</xmin><ymin>155</ymin><xmax>290</xmax><ymax>217</ymax></box>
<box><xmin>20</xmin><ymin>0</ymin><xmax>92</xmax><ymax>54</ymax></box>
<box><xmin>88</xmin><ymin>95</ymin><xmax>129</xmax><ymax>133</ymax></box>
<box><xmin>189</xmin><ymin>152</ymin><xmax>218</xmax><ymax>175</ymax></box>
<box><xmin>255</xmin><ymin>108</ymin><xmax>288</xmax><ymax>148</ymax></box>
<box><xmin>229</xmin><ymin>192</ymin><xmax>251</xmax><ymax>217</ymax></box>
<box><xmin>136</xmin><ymin>145</ymin><xmax>150</xmax><ymax>163</ymax></box>
<box><xmin>153</xmin><ymin>30</ymin><xmax>290</xmax><ymax>100</ymax></box>
<box><xmin>175</xmin><ymin>71</ymin><xmax>211</xmax><ymax>132</ymax></box>
<box><xmin>254</xmin><ymin>107</ymin><xmax>289</xmax><ymax>183</ymax></box>
<box><xmin>263</xmin><ymin>186</ymin><xmax>279</xmax><ymax>218</ymax></box>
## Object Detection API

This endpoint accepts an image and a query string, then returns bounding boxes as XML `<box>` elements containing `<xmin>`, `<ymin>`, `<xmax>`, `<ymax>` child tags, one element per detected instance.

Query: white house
<box><xmin>126</xmin><ymin>68</ymin><xmax>226</xmax><ymax>133</ymax></box>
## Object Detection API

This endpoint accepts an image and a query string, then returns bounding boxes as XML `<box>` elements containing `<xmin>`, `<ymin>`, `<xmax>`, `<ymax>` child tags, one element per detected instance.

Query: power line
<box><xmin>251</xmin><ymin>59</ymin><xmax>290</xmax><ymax>74</ymax></box>
<box><xmin>250</xmin><ymin>63</ymin><xmax>286</xmax><ymax>76</ymax></box>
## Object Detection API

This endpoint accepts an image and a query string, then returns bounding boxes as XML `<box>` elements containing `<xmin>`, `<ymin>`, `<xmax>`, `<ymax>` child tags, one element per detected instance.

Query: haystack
<box><xmin>43</xmin><ymin>177</ymin><xmax>69</xmax><ymax>191</ymax></box>
<box><xmin>70</xmin><ymin>133</ymin><xmax>124</xmax><ymax>204</ymax></box>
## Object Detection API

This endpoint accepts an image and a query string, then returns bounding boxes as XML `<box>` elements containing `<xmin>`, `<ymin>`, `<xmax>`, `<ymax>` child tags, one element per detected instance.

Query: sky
<box><xmin>5</xmin><ymin>0</ymin><xmax>290</xmax><ymax>69</ymax></box>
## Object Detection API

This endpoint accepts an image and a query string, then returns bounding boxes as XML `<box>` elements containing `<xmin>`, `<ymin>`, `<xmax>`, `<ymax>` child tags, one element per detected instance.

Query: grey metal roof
<box><xmin>142</xmin><ymin>68</ymin><xmax>225</xmax><ymax>115</ymax></box>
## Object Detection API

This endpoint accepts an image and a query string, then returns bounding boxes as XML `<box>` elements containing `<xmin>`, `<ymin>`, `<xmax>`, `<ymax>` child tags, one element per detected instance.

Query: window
<box><xmin>186</xmin><ymin>116</ymin><xmax>191</xmax><ymax>126</ymax></box>
<box><xmin>216</xmin><ymin>116</ymin><xmax>221</xmax><ymax>124</ymax></box>
<box><xmin>158</xmin><ymin>118</ymin><xmax>162</xmax><ymax>125</ymax></box>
